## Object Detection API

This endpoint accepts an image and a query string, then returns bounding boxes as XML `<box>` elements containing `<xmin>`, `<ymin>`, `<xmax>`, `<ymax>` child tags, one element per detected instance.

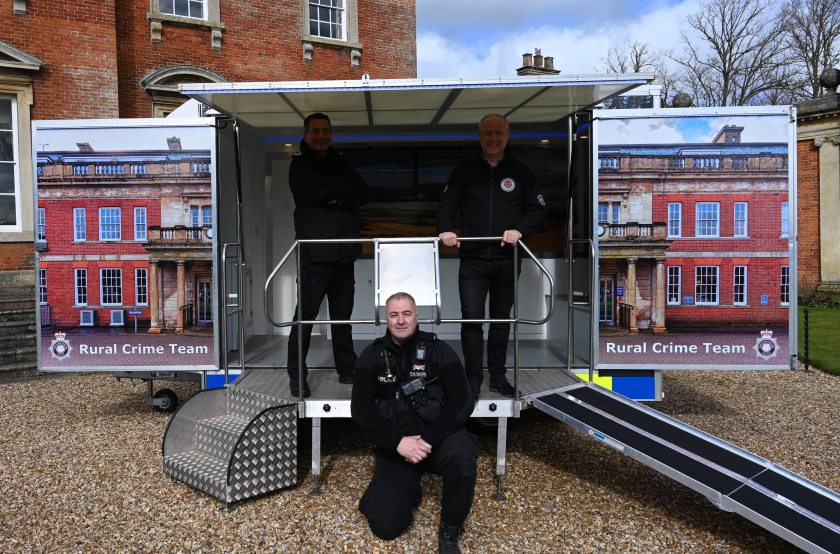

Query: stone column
<box><xmin>148</xmin><ymin>261</ymin><xmax>161</xmax><ymax>334</ymax></box>
<box><xmin>653</xmin><ymin>257</ymin><xmax>667</xmax><ymax>334</ymax></box>
<box><xmin>176</xmin><ymin>261</ymin><xmax>186</xmax><ymax>333</ymax></box>
<box><xmin>627</xmin><ymin>257</ymin><xmax>638</xmax><ymax>333</ymax></box>
<box><xmin>816</xmin><ymin>135</ymin><xmax>840</xmax><ymax>283</ymax></box>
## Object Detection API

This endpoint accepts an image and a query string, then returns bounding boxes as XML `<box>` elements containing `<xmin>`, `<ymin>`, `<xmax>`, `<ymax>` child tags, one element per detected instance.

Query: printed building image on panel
<box><xmin>36</xmin><ymin>139</ymin><xmax>213</xmax><ymax>335</ymax></box>
<box><xmin>597</xmin><ymin>118</ymin><xmax>789</xmax><ymax>343</ymax></box>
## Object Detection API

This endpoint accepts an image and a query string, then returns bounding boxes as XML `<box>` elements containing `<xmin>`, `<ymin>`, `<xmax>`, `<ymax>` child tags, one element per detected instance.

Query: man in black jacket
<box><xmin>437</xmin><ymin>114</ymin><xmax>547</xmax><ymax>398</ymax></box>
<box><xmin>287</xmin><ymin>113</ymin><xmax>367</xmax><ymax>397</ymax></box>
<box><xmin>352</xmin><ymin>292</ymin><xmax>476</xmax><ymax>554</ymax></box>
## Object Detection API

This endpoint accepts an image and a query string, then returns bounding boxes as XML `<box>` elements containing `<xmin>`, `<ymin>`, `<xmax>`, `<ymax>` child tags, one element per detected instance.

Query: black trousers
<box><xmin>359</xmin><ymin>428</ymin><xmax>478</xmax><ymax>541</ymax></box>
<box><xmin>459</xmin><ymin>256</ymin><xmax>518</xmax><ymax>386</ymax></box>
<box><xmin>287</xmin><ymin>262</ymin><xmax>357</xmax><ymax>382</ymax></box>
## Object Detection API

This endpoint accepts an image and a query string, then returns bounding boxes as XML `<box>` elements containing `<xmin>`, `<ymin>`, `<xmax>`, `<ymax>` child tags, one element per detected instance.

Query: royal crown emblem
<box><xmin>754</xmin><ymin>329</ymin><xmax>778</xmax><ymax>360</ymax></box>
<box><xmin>50</xmin><ymin>331</ymin><xmax>72</xmax><ymax>361</ymax></box>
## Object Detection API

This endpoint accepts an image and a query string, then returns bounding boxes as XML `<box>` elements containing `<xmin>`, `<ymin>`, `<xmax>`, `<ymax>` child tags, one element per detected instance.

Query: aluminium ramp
<box><xmin>528</xmin><ymin>383</ymin><xmax>840</xmax><ymax>554</ymax></box>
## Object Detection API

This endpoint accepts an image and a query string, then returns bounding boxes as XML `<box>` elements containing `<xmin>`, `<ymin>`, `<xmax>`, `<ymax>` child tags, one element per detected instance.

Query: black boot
<box><xmin>289</xmin><ymin>380</ymin><xmax>311</xmax><ymax>398</ymax></box>
<box><xmin>438</xmin><ymin>522</ymin><xmax>463</xmax><ymax>554</ymax></box>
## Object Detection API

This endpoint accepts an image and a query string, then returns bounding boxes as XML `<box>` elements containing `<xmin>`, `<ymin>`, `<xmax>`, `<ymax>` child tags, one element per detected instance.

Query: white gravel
<box><xmin>0</xmin><ymin>369</ymin><xmax>837</xmax><ymax>553</ymax></box>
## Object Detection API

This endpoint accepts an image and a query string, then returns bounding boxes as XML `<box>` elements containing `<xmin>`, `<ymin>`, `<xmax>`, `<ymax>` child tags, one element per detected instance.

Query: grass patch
<box><xmin>798</xmin><ymin>306</ymin><xmax>840</xmax><ymax>375</ymax></box>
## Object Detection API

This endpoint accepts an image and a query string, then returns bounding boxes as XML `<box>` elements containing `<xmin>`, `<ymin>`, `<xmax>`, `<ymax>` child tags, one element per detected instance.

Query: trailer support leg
<box><xmin>310</xmin><ymin>417</ymin><xmax>322</xmax><ymax>497</ymax></box>
<box><xmin>494</xmin><ymin>417</ymin><xmax>507</xmax><ymax>501</ymax></box>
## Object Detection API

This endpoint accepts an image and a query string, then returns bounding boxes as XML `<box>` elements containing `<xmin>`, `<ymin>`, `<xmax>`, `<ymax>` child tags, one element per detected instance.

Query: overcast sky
<box><xmin>417</xmin><ymin>0</ymin><xmax>696</xmax><ymax>79</ymax></box>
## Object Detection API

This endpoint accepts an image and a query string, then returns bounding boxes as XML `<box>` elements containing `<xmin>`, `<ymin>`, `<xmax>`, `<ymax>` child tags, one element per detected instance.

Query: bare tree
<box><xmin>781</xmin><ymin>0</ymin><xmax>840</xmax><ymax>99</ymax></box>
<box><xmin>673</xmin><ymin>0</ymin><xmax>793</xmax><ymax>106</ymax></box>
<box><xmin>597</xmin><ymin>41</ymin><xmax>678</xmax><ymax>105</ymax></box>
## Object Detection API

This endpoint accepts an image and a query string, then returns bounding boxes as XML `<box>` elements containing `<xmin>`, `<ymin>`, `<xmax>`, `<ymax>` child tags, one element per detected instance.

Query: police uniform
<box><xmin>437</xmin><ymin>153</ymin><xmax>547</xmax><ymax>394</ymax></box>
<box><xmin>351</xmin><ymin>329</ymin><xmax>477</xmax><ymax>540</ymax></box>
<box><xmin>287</xmin><ymin>140</ymin><xmax>367</xmax><ymax>387</ymax></box>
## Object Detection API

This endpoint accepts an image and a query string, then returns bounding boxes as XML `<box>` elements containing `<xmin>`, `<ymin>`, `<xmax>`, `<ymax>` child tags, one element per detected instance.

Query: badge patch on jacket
<box><xmin>500</xmin><ymin>178</ymin><xmax>516</xmax><ymax>192</ymax></box>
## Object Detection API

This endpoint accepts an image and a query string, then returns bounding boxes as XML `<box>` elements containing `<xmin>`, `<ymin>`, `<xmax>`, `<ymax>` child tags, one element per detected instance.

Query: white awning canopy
<box><xmin>180</xmin><ymin>74</ymin><xmax>654</xmax><ymax>130</ymax></box>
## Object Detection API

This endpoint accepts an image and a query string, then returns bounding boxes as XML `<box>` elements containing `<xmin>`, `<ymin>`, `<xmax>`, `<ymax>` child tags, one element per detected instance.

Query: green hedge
<box><xmin>798</xmin><ymin>306</ymin><xmax>840</xmax><ymax>376</ymax></box>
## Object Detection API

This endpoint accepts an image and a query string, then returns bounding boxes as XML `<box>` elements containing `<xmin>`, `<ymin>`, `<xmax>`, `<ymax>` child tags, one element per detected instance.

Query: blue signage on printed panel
<box><xmin>616</xmin><ymin>286</ymin><xmax>624</xmax><ymax>296</ymax></box>
<box><xmin>128</xmin><ymin>309</ymin><xmax>143</xmax><ymax>315</ymax></box>
<box><xmin>761</xmin><ymin>295</ymin><xmax>769</xmax><ymax>305</ymax></box>
<box><xmin>683</xmin><ymin>296</ymin><xmax>693</xmax><ymax>304</ymax></box>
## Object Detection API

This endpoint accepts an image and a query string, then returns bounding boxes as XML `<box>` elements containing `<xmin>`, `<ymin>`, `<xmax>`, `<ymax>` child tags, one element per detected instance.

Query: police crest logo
<box><xmin>50</xmin><ymin>331</ymin><xmax>72</xmax><ymax>361</ymax></box>
<box><xmin>500</xmin><ymin>177</ymin><xmax>515</xmax><ymax>192</ymax></box>
<box><xmin>537</xmin><ymin>194</ymin><xmax>546</xmax><ymax>206</ymax></box>
<box><xmin>754</xmin><ymin>329</ymin><xmax>778</xmax><ymax>360</ymax></box>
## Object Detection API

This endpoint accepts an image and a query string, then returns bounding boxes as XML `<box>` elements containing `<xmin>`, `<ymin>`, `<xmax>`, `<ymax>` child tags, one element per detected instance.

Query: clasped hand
<box><xmin>397</xmin><ymin>435</ymin><xmax>432</xmax><ymax>464</ymax></box>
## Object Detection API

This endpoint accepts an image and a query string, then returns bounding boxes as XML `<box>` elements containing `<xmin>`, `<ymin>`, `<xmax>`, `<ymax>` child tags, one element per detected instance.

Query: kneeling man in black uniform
<box><xmin>351</xmin><ymin>292</ymin><xmax>477</xmax><ymax>554</ymax></box>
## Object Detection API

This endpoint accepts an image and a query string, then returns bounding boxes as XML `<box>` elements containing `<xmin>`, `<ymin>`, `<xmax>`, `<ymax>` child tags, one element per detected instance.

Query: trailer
<box><xmin>32</xmin><ymin>75</ymin><xmax>840</xmax><ymax>553</ymax></box>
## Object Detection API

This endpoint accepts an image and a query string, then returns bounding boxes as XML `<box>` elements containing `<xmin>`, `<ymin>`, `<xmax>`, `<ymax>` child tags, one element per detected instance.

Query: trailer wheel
<box><xmin>153</xmin><ymin>389</ymin><xmax>178</xmax><ymax>413</ymax></box>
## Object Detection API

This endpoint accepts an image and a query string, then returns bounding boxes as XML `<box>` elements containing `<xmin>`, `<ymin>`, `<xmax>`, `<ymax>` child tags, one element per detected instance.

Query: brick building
<box><xmin>598</xmin><ymin>124</ymin><xmax>790</xmax><ymax>332</ymax></box>
<box><xmin>0</xmin><ymin>1</ymin><xmax>416</xmax><ymax>373</ymax></box>
<box><xmin>796</xmin><ymin>71</ymin><xmax>840</xmax><ymax>293</ymax></box>
<box><xmin>0</xmin><ymin>0</ymin><xmax>416</xmax><ymax>285</ymax></box>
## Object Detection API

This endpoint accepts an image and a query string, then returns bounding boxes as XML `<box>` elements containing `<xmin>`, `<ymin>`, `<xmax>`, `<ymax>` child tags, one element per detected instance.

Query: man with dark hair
<box><xmin>437</xmin><ymin>113</ymin><xmax>547</xmax><ymax>398</ymax></box>
<box><xmin>287</xmin><ymin>113</ymin><xmax>367</xmax><ymax>397</ymax></box>
<box><xmin>352</xmin><ymin>292</ymin><xmax>476</xmax><ymax>554</ymax></box>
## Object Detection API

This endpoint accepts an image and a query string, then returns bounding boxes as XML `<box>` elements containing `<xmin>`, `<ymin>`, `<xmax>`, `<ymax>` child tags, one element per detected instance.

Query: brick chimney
<box><xmin>516</xmin><ymin>48</ymin><xmax>560</xmax><ymax>76</ymax></box>
<box><xmin>712</xmin><ymin>125</ymin><xmax>744</xmax><ymax>144</ymax></box>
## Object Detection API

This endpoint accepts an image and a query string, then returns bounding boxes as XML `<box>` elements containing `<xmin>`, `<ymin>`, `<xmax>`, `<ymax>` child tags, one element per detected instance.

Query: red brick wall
<box><xmin>1</xmin><ymin>1</ymin><xmax>415</xmax><ymax>119</ymax></box>
<box><xmin>665</xmin><ymin>258</ymin><xmax>789</xmax><ymax>327</ymax></box>
<box><xmin>797</xmin><ymin>139</ymin><xmax>820</xmax><ymax>289</ymax></box>
<box><xmin>114</xmin><ymin>0</ymin><xmax>417</xmax><ymax>117</ymax></box>
<box><xmin>0</xmin><ymin>2</ymin><xmax>120</xmax><ymax>120</ymax></box>
<box><xmin>0</xmin><ymin>242</ymin><xmax>35</xmax><ymax>271</ymax></box>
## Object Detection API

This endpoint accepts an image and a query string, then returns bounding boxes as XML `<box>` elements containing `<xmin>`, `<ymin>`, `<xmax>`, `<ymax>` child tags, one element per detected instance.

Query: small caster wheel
<box><xmin>153</xmin><ymin>388</ymin><xmax>178</xmax><ymax>413</ymax></box>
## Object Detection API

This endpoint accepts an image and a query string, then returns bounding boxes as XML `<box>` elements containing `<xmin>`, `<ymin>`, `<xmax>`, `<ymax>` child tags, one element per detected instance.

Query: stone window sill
<box><xmin>302</xmin><ymin>34</ymin><xmax>362</xmax><ymax>51</ymax></box>
<box><xmin>147</xmin><ymin>11</ymin><xmax>225</xmax><ymax>30</ymax></box>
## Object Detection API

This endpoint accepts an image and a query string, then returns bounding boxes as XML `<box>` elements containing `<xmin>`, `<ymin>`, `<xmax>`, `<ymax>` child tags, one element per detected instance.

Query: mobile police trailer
<box><xmin>33</xmin><ymin>75</ymin><xmax>839</xmax><ymax>553</ymax></box>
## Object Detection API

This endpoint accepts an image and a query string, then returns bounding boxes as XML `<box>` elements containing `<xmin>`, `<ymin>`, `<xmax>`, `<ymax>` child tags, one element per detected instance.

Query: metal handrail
<box><xmin>263</xmin><ymin>236</ymin><xmax>556</xmax><ymax>328</ymax></box>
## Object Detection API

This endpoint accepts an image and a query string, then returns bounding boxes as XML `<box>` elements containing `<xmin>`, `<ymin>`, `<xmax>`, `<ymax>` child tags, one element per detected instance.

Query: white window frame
<box><xmin>190</xmin><ymin>205</ymin><xmax>212</xmax><ymax>227</ymax></box>
<box><xmin>134</xmin><ymin>207</ymin><xmax>147</xmax><ymax>241</ymax></box>
<box><xmin>100</xmin><ymin>268</ymin><xmax>123</xmax><ymax>306</ymax></box>
<box><xmin>36</xmin><ymin>207</ymin><xmax>46</xmax><ymax>240</ymax></box>
<box><xmin>38</xmin><ymin>268</ymin><xmax>47</xmax><ymax>304</ymax></box>
<box><xmin>694</xmin><ymin>265</ymin><xmax>719</xmax><ymax>305</ymax></box>
<box><xmin>301</xmin><ymin>0</ymin><xmax>360</xmax><ymax>47</ymax></box>
<box><xmin>157</xmin><ymin>0</ymin><xmax>207</xmax><ymax>20</ymax></box>
<box><xmin>667</xmin><ymin>266</ymin><xmax>681</xmax><ymax>305</ymax></box>
<box><xmin>781</xmin><ymin>201</ymin><xmax>789</xmax><ymax>238</ymax></box>
<box><xmin>668</xmin><ymin>203</ymin><xmax>681</xmax><ymax>238</ymax></box>
<box><xmin>135</xmin><ymin>268</ymin><xmax>149</xmax><ymax>306</ymax></box>
<box><xmin>308</xmin><ymin>0</ymin><xmax>346</xmax><ymax>41</ymax></box>
<box><xmin>73</xmin><ymin>207</ymin><xmax>86</xmax><ymax>241</ymax></box>
<box><xmin>695</xmin><ymin>202</ymin><xmax>720</xmax><ymax>237</ymax></box>
<box><xmin>99</xmin><ymin>207</ymin><xmax>121</xmax><ymax>241</ymax></box>
<box><xmin>733</xmin><ymin>202</ymin><xmax>748</xmax><ymax>238</ymax></box>
<box><xmin>0</xmin><ymin>94</ymin><xmax>21</xmax><ymax>233</ymax></box>
<box><xmin>781</xmin><ymin>265</ymin><xmax>790</xmax><ymax>306</ymax></box>
<box><xmin>597</xmin><ymin>202</ymin><xmax>609</xmax><ymax>224</ymax></box>
<box><xmin>733</xmin><ymin>265</ymin><xmax>747</xmax><ymax>306</ymax></box>
<box><xmin>611</xmin><ymin>203</ymin><xmax>620</xmax><ymax>225</ymax></box>
<box><xmin>75</xmin><ymin>268</ymin><xmax>88</xmax><ymax>306</ymax></box>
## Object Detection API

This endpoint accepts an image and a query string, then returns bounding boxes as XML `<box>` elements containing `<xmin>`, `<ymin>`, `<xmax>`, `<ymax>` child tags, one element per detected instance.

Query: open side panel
<box><xmin>33</xmin><ymin>118</ymin><xmax>218</xmax><ymax>372</ymax></box>
<box><xmin>528</xmin><ymin>384</ymin><xmax>840</xmax><ymax>554</ymax></box>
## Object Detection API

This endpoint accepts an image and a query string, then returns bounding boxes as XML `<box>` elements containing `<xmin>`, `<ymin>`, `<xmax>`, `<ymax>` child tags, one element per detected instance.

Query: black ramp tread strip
<box><xmin>566</xmin><ymin>387</ymin><xmax>764</xmax><ymax>479</ymax></box>
<box><xmin>729</xmin><ymin>485</ymin><xmax>840</xmax><ymax>552</ymax></box>
<box><xmin>539</xmin><ymin>393</ymin><xmax>741</xmax><ymax>494</ymax></box>
<box><xmin>751</xmin><ymin>469</ymin><xmax>840</xmax><ymax>528</ymax></box>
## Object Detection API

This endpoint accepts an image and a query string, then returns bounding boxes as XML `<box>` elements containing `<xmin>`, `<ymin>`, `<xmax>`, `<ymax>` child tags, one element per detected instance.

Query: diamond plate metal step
<box><xmin>164</xmin><ymin>451</ymin><xmax>228</xmax><ymax>500</ymax></box>
<box><xmin>195</xmin><ymin>415</ymin><xmax>250</xmax><ymax>459</ymax></box>
<box><xmin>162</xmin><ymin>383</ymin><xmax>299</xmax><ymax>504</ymax></box>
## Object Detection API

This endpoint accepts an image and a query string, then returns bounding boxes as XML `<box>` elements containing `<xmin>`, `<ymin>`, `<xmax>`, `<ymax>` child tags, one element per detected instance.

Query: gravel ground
<box><xmin>0</xmin><ymin>369</ymin><xmax>837</xmax><ymax>553</ymax></box>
